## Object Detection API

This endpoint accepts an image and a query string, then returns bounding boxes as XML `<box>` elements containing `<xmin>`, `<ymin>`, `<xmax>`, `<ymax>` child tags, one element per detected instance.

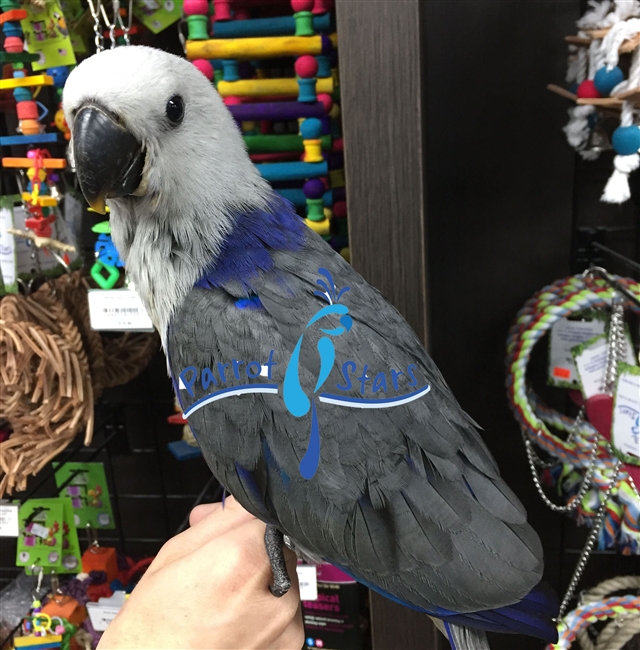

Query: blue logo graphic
<box><xmin>179</xmin><ymin>268</ymin><xmax>431</xmax><ymax>480</ymax></box>
<box><xmin>283</xmin><ymin>268</ymin><xmax>353</xmax><ymax>479</ymax></box>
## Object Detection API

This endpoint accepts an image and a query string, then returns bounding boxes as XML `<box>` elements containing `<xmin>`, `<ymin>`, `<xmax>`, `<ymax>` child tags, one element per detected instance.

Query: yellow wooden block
<box><xmin>330</xmin><ymin>169</ymin><xmax>345</xmax><ymax>188</ymax></box>
<box><xmin>187</xmin><ymin>34</ymin><xmax>338</xmax><ymax>60</ymax></box>
<box><xmin>22</xmin><ymin>193</ymin><xmax>58</xmax><ymax>207</ymax></box>
<box><xmin>218</xmin><ymin>77</ymin><xmax>333</xmax><ymax>98</ymax></box>
<box><xmin>2</xmin><ymin>157</ymin><xmax>66</xmax><ymax>169</ymax></box>
<box><xmin>14</xmin><ymin>635</ymin><xmax>62</xmax><ymax>648</ymax></box>
<box><xmin>305</xmin><ymin>217</ymin><xmax>330</xmax><ymax>236</ymax></box>
<box><xmin>0</xmin><ymin>75</ymin><xmax>53</xmax><ymax>90</ymax></box>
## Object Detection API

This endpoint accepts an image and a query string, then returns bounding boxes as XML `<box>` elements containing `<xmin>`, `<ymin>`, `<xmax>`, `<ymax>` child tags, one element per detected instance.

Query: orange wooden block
<box><xmin>0</xmin><ymin>9</ymin><xmax>27</xmax><ymax>23</ymax></box>
<box><xmin>82</xmin><ymin>546</ymin><xmax>118</xmax><ymax>582</ymax></box>
<box><xmin>42</xmin><ymin>595</ymin><xmax>87</xmax><ymax>626</ymax></box>
<box><xmin>2</xmin><ymin>157</ymin><xmax>67</xmax><ymax>169</ymax></box>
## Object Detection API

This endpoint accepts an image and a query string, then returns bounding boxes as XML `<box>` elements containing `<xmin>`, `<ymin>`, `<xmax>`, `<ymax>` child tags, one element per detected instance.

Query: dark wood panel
<box><xmin>336</xmin><ymin>0</ymin><xmax>429</xmax><ymax>346</ymax></box>
<box><xmin>336</xmin><ymin>1</ymin><xmax>441</xmax><ymax>648</ymax></box>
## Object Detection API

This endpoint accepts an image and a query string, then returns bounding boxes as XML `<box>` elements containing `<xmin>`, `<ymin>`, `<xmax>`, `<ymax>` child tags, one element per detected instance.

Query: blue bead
<box><xmin>612</xmin><ymin>125</ymin><xmax>640</xmax><ymax>155</ymax></box>
<box><xmin>2</xmin><ymin>21</ymin><xmax>22</xmax><ymax>37</ymax></box>
<box><xmin>46</xmin><ymin>66</ymin><xmax>70</xmax><ymax>88</ymax></box>
<box><xmin>297</xmin><ymin>78</ymin><xmax>317</xmax><ymax>103</ymax></box>
<box><xmin>221</xmin><ymin>60</ymin><xmax>240</xmax><ymax>82</ymax></box>
<box><xmin>300</xmin><ymin>118</ymin><xmax>323</xmax><ymax>140</ymax></box>
<box><xmin>13</xmin><ymin>87</ymin><xmax>32</xmax><ymax>102</ymax></box>
<box><xmin>594</xmin><ymin>66</ymin><xmax>624</xmax><ymax>96</ymax></box>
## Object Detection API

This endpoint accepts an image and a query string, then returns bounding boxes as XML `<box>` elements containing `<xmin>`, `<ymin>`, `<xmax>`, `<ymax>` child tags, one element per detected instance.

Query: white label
<box><xmin>612</xmin><ymin>370</ymin><xmax>640</xmax><ymax>460</ymax></box>
<box><xmin>87</xmin><ymin>591</ymin><xmax>127</xmax><ymax>631</ymax></box>
<box><xmin>297</xmin><ymin>564</ymin><xmax>318</xmax><ymax>601</ymax></box>
<box><xmin>0</xmin><ymin>504</ymin><xmax>19</xmax><ymax>537</ymax></box>
<box><xmin>88</xmin><ymin>289</ymin><xmax>154</xmax><ymax>332</ymax></box>
<box><xmin>0</xmin><ymin>206</ymin><xmax>17</xmax><ymax>290</ymax></box>
<box><xmin>574</xmin><ymin>335</ymin><xmax>637</xmax><ymax>399</ymax></box>
<box><xmin>549</xmin><ymin>319</ymin><xmax>606</xmax><ymax>386</ymax></box>
<box><xmin>574</xmin><ymin>337</ymin><xmax>609</xmax><ymax>398</ymax></box>
<box><xmin>30</xmin><ymin>523</ymin><xmax>50</xmax><ymax>539</ymax></box>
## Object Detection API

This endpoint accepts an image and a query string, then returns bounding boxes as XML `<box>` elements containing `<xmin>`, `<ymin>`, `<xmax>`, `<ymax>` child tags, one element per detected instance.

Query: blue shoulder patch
<box><xmin>195</xmin><ymin>194</ymin><xmax>306</xmax><ymax>291</ymax></box>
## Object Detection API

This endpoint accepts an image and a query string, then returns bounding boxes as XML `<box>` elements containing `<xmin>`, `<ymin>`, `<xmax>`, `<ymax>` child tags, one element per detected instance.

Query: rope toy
<box><xmin>549</xmin><ymin>575</ymin><xmax>640</xmax><ymax>650</ymax></box>
<box><xmin>505</xmin><ymin>273</ymin><xmax>640</xmax><ymax>555</ymax></box>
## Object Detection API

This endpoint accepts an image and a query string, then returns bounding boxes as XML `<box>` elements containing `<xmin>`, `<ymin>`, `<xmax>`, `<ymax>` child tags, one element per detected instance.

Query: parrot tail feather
<box><xmin>444</xmin><ymin>622</ymin><xmax>490</xmax><ymax>650</ymax></box>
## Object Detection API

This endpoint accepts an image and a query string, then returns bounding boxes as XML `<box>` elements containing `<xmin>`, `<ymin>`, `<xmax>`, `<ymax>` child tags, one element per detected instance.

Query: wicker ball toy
<box><xmin>505</xmin><ymin>273</ymin><xmax>640</xmax><ymax>554</ymax></box>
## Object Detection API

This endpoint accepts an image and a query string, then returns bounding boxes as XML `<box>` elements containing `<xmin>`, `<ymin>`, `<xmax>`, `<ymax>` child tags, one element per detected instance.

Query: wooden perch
<box><xmin>547</xmin><ymin>84</ymin><xmax>577</xmax><ymax>101</ymax></box>
<box><xmin>565</xmin><ymin>30</ymin><xmax>640</xmax><ymax>53</ymax></box>
<box><xmin>7</xmin><ymin>228</ymin><xmax>76</xmax><ymax>253</ymax></box>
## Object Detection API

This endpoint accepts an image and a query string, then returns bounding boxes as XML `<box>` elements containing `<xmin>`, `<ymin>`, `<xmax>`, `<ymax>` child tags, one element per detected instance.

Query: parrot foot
<box><xmin>264</xmin><ymin>525</ymin><xmax>291</xmax><ymax>598</ymax></box>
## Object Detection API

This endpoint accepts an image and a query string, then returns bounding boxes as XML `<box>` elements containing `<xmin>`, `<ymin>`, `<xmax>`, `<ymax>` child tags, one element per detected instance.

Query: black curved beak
<box><xmin>72</xmin><ymin>103</ymin><xmax>145</xmax><ymax>214</ymax></box>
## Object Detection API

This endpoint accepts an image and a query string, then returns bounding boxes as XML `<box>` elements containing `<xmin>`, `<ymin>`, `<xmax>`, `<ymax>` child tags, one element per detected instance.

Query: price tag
<box><xmin>0</xmin><ymin>504</ymin><xmax>19</xmax><ymax>537</ymax></box>
<box><xmin>87</xmin><ymin>591</ymin><xmax>127</xmax><ymax>631</ymax></box>
<box><xmin>88</xmin><ymin>289</ymin><xmax>154</xmax><ymax>332</ymax></box>
<box><xmin>573</xmin><ymin>334</ymin><xmax>637</xmax><ymax>399</ymax></box>
<box><xmin>297</xmin><ymin>564</ymin><xmax>318</xmax><ymax>601</ymax></box>
<box><xmin>548</xmin><ymin>318</ymin><xmax>606</xmax><ymax>387</ymax></box>
<box><xmin>30</xmin><ymin>523</ymin><xmax>50</xmax><ymax>539</ymax></box>
<box><xmin>612</xmin><ymin>364</ymin><xmax>640</xmax><ymax>465</ymax></box>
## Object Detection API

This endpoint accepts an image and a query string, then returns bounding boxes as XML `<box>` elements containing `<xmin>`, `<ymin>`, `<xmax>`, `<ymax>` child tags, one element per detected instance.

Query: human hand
<box><xmin>98</xmin><ymin>497</ymin><xmax>304</xmax><ymax>649</ymax></box>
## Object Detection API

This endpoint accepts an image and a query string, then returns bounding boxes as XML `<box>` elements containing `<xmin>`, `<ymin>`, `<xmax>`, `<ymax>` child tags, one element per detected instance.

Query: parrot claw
<box><xmin>264</xmin><ymin>525</ymin><xmax>291</xmax><ymax>598</ymax></box>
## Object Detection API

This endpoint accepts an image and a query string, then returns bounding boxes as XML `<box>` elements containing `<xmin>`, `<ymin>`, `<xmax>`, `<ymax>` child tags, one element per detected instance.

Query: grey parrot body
<box><xmin>63</xmin><ymin>45</ymin><xmax>558</xmax><ymax>644</ymax></box>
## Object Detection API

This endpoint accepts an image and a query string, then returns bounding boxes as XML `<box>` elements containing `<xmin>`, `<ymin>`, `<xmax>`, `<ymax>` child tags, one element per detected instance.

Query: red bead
<box><xmin>317</xmin><ymin>93</ymin><xmax>333</xmax><ymax>113</ymax></box>
<box><xmin>4</xmin><ymin>36</ymin><xmax>24</xmax><ymax>53</ymax></box>
<box><xmin>295</xmin><ymin>55</ymin><xmax>318</xmax><ymax>79</ymax></box>
<box><xmin>183</xmin><ymin>0</ymin><xmax>209</xmax><ymax>16</ymax></box>
<box><xmin>576</xmin><ymin>79</ymin><xmax>602</xmax><ymax>99</ymax></box>
<box><xmin>333</xmin><ymin>201</ymin><xmax>347</xmax><ymax>218</ymax></box>
<box><xmin>224</xmin><ymin>96</ymin><xmax>242</xmax><ymax>105</ymax></box>
<box><xmin>291</xmin><ymin>0</ymin><xmax>314</xmax><ymax>12</ymax></box>
<box><xmin>312</xmin><ymin>0</ymin><xmax>333</xmax><ymax>14</ymax></box>
<box><xmin>192</xmin><ymin>59</ymin><xmax>214</xmax><ymax>80</ymax></box>
<box><xmin>213</xmin><ymin>0</ymin><xmax>232</xmax><ymax>21</ymax></box>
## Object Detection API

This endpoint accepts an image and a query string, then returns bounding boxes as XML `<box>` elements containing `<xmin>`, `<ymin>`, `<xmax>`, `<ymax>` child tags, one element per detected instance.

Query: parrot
<box><xmin>63</xmin><ymin>46</ymin><xmax>559</xmax><ymax>649</ymax></box>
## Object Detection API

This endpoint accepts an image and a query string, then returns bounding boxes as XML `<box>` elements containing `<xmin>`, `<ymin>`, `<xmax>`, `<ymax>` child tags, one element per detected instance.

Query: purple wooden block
<box><xmin>228</xmin><ymin>101</ymin><xmax>326</xmax><ymax>122</ymax></box>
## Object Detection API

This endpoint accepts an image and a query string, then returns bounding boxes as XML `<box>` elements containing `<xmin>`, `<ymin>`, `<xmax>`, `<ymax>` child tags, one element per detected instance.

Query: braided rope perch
<box><xmin>576</xmin><ymin>576</ymin><xmax>640</xmax><ymax>650</ymax></box>
<box><xmin>505</xmin><ymin>274</ymin><xmax>640</xmax><ymax>554</ymax></box>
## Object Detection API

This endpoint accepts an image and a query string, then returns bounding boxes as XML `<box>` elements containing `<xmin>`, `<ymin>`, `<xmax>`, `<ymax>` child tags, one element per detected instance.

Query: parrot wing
<box><xmin>167</xmin><ymin>229</ymin><xmax>545</xmax><ymax>620</ymax></box>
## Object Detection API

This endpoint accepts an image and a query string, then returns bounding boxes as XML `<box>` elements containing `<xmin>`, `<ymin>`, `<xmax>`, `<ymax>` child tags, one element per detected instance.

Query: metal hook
<box><xmin>30</xmin><ymin>564</ymin><xmax>44</xmax><ymax>594</ymax></box>
<box><xmin>85</xmin><ymin>522</ymin><xmax>100</xmax><ymax>552</ymax></box>
<box><xmin>583</xmin><ymin>266</ymin><xmax>640</xmax><ymax>309</ymax></box>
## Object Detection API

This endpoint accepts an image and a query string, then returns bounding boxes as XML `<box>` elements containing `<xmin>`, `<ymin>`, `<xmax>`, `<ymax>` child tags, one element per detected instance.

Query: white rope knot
<box><xmin>601</xmin><ymin>152</ymin><xmax>640</xmax><ymax>202</ymax></box>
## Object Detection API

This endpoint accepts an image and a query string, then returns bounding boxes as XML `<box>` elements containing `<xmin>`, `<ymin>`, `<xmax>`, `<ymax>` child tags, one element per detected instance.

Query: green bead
<box><xmin>213</xmin><ymin>69</ymin><xmax>223</xmax><ymax>86</ymax></box>
<box><xmin>187</xmin><ymin>15</ymin><xmax>208</xmax><ymax>40</ymax></box>
<box><xmin>91</xmin><ymin>220</ymin><xmax>111</xmax><ymax>234</ymax></box>
<box><xmin>91</xmin><ymin>261</ymin><xmax>120</xmax><ymax>289</ymax></box>
<box><xmin>293</xmin><ymin>11</ymin><xmax>314</xmax><ymax>37</ymax></box>
<box><xmin>306</xmin><ymin>198</ymin><xmax>324</xmax><ymax>221</ymax></box>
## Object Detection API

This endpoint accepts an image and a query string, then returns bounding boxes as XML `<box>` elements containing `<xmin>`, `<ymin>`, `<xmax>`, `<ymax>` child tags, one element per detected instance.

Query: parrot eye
<box><xmin>166</xmin><ymin>95</ymin><xmax>184</xmax><ymax>125</ymax></box>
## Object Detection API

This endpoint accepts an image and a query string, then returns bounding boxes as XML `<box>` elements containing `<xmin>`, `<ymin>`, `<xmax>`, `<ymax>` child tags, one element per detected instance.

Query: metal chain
<box><xmin>603</xmin><ymin>295</ymin><xmax>625</xmax><ymax>394</ymax></box>
<box><xmin>100</xmin><ymin>1</ymin><xmax>117</xmax><ymax>49</ymax></box>
<box><xmin>87</xmin><ymin>0</ymin><xmax>104</xmax><ymax>52</ymax></box>
<box><xmin>525</xmin><ymin>437</ymin><xmax>598</xmax><ymax>513</ymax></box>
<box><xmin>123</xmin><ymin>0</ymin><xmax>133</xmax><ymax>45</ymax></box>
<box><xmin>525</xmin><ymin>408</ymin><xmax>600</xmax><ymax>513</ymax></box>
<box><xmin>557</xmin><ymin>460</ymin><xmax>621</xmax><ymax>618</ymax></box>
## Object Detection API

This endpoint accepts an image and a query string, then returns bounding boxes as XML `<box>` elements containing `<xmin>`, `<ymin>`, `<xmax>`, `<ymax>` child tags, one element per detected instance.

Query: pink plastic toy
<box><xmin>295</xmin><ymin>55</ymin><xmax>319</xmax><ymax>79</ymax></box>
<box><xmin>192</xmin><ymin>59</ymin><xmax>214</xmax><ymax>80</ymax></box>
<box><xmin>213</xmin><ymin>0</ymin><xmax>232</xmax><ymax>21</ymax></box>
<box><xmin>183</xmin><ymin>0</ymin><xmax>209</xmax><ymax>15</ymax></box>
<box><xmin>317</xmin><ymin>93</ymin><xmax>333</xmax><ymax>113</ymax></box>
<box><xmin>291</xmin><ymin>0</ymin><xmax>314</xmax><ymax>11</ymax></box>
